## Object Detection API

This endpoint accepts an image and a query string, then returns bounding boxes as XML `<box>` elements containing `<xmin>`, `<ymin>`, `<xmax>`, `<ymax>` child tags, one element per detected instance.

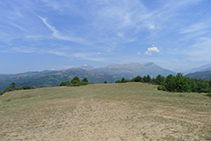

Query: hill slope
<box><xmin>181</xmin><ymin>64</ymin><xmax>211</xmax><ymax>74</ymax></box>
<box><xmin>0</xmin><ymin>68</ymin><xmax>120</xmax><ymax>90</ymax></box>
<box><xmin>0</xmin><ymin>83</ymin><xmax>211</xmax><ymax>140</ymax></box>
<box><xmin>93</xmin><ymin>62</ymin><xmax>175</xmax><ymax>79</ymax></box>
<box><xmin>185</xmin><ymin>70</ymin><xmax>211</xmax><ymax>80</ymax></box>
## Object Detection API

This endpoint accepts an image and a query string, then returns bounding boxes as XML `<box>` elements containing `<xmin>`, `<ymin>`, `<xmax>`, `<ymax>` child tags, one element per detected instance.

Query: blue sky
<box><xmin>0</xmin><ymin>0</ymin><xmax>211</xmax><ymax>74</ymax></box>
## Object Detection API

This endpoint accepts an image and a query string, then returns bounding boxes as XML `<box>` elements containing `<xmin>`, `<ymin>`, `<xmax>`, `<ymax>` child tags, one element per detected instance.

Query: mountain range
<box><xmin>92</xmin><ymin>62</ymin><xmax>175</xmax><ymax>78</ymax></box>
<box><xmin>0</xmin><ymin>62</ymin><xmax>175</xmax><ymax>90</ymax></box>
<box><xmin>185</xmin><ymin>70</ymin><xmax>211</xmax><ymax>80</ymax></box>
<box><xmin>1</xmin><ymin>62</ymin><xmax>211</xmax><ymax>91</ymax></box>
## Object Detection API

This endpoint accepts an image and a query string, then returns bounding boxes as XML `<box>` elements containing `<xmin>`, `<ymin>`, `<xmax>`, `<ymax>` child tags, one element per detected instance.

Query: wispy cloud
<box><xmin>12</xmin><ymin>47</ymin><xmax>36</xmax><ymax>53</ymax></box>
<box><xmin>38</xmin><ymin>16</ymin><xmax>86</xmax><ymax>44</ymax></box>
<box><xmin>73</xmin><ymin>53</ymin><xmax>106</xmax><ymax>62</ymax></box>
<box><xmin>185</xmin><ymin>38</ymin><xmax>211</xmax><ymax>61</ymax></box>
<box><xmin>180</xmin><ymin>22</ymin><xmax>210</xmax><ymax>34</ymax></box>
<box><xmin>145</xmin><ymin>45</ymin><xmax>160</xmax><ymax>55</ymax></box>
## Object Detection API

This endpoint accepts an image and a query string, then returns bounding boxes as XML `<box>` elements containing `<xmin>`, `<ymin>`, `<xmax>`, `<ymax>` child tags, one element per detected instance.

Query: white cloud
<box><xmin>38</xmin><ymin>16</ymin><xmax>86</xmax><ymax>45</ymax></box>
<box><xmin>12</xmin><ymin>47</ymin><xmax>36</xmax><ymax>53</ymax></box>
<box><xmin>145</xmin><ymin>45</ymin><xmax>160</xmax><ymax>55</ymax></box>
<box><xmin>137</xmin><ymin>52</ymin><xmax>140</xmax><ymax>55</ymax></box>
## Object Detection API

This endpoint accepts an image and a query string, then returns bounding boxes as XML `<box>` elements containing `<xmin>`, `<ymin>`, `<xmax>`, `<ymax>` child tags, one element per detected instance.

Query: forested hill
<box><xmin>0</xmin><ymin>68</ymin><xmax>120</xmax><ymax>90</ymax></box>
<box><xmin>185</xmin><ymin>70</ymin><xmax>211</xmax><ymax>80</ymax></box>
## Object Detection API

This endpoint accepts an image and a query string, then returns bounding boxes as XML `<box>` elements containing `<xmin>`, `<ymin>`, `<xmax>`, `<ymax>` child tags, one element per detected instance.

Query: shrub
<box><xmin>71</xmin><ymin>76</ymin><xmax>80</xmax><ymax>84</ymax></box>
<box><xmin>82</xmin><ymin>77</ymin><xmax>88</xmax><ymax>83</ymax></box>
<box><xmin>157</xmin><ymin>85</ymin><xmax>167</xmax><ymax>91</ymax></box>
<box><xmin>19</xmin><ymin>86</ymin><xmax>31</xmax><ymax>90</ymax></box>
<box><xmin>115</xmin><ymin>80</ymin><xmax>121</xmax><ymax>83</ymax></box>
<box><xmin>59</xmin><ymin>81</ymin><xmax>70</xmax><ymax>86</ymax></box>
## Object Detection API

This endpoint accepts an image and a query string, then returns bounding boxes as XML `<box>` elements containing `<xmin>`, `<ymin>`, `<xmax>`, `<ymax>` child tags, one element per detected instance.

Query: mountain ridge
<box><xmin>0</xmin><ymin>62</ymin><xmax>176</xmax><ymax>90</ymax></box>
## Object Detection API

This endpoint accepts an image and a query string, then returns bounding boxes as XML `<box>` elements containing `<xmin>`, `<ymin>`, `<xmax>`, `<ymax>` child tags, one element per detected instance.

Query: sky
<box><xmin>0</xmin><ymin>0</ymin><xmax>211</xmax><ymax>74</ymax></box>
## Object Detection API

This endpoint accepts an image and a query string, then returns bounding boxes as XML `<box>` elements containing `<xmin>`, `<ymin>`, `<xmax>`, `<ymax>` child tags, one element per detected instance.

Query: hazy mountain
<box><xmin>0</xmin><ymin>68</ymin><xmax>120</xmax><ymax>90</ymax></box>
<box><xmin>93</xmin><ymin>62</ymin><xmax>176</xmax><ymax>79</ymax></box>
<box><xmin>0</xmin><ymin>74</ymin><xmax>13</xmax><ymax>79</ymax></box>
<box><xmin>0</xmin><ymin>62</ymin><xmax>176</xmax><ymax>91</ymax></box>
<box><xmin>185</xmin><ymin>70</ymin><xmax>211</xmax><ymax>80</ymax></box>
<box><xmin>78</xmin><ymin>65</ymin><xmax>95</xmax><ymax>71</ymax></box>
<box><xmin>177</xmin><ymin>64</ymin><xmax>211</xmax><ymax>75</ymax></box>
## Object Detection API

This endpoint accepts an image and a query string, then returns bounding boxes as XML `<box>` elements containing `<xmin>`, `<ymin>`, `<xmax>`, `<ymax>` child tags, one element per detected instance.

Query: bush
<box><xmin>157</xmin><ymin>85</ymin><xmax>167</xmax><ymax>91</ymax></box>
<box><xmin>115</xmin><ymin>80</ymin><xmax>121</xmax><ymax>83</ymax></box>
<box><xmin>19</xmin><ymin>86</ymin><xmax>31</xmax><ymax>90</ymax></box>
<box><xmin>59</xmin><ymin>81</ymin><xmax>70</xmax><ymax>86</ymax></box>
<box><xmin>72</xmin><ymin>82</ymin><xmax>88</xmax><ymax>86</ymax></box>
<box><xmin>71</xmin><ymin>76</ymin><xmax>80</xmax><ymax>84</ymax></box>
<box><xmin>82</xmin><ymin>77</ymin><xmax>88</xmax><ymax>83</ymax></box>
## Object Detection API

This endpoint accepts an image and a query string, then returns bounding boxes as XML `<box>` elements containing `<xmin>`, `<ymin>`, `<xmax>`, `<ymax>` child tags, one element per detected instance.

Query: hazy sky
<box><xmin>0</xmin><ymin>0</ymin><xmax>211</xmax><ymax>74</ymax></box>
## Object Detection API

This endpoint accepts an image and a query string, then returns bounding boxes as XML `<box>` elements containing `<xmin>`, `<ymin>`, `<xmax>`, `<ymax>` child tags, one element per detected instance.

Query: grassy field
<box><xmin>0</xmin><ymin>83</ymin><xmax>211</xmax><ymax>140</ymax></box>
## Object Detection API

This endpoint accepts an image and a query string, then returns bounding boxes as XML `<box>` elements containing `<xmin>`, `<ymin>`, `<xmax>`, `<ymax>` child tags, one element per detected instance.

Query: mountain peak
<box><xmin>144</xmin><ymin>62</ymin><xmax>155</xmax><ymax>67</ymax></box>
<box><xmin>78</xmin><ymin>65</ymin><xmax>95</xmax><ymax>71</ymax></box>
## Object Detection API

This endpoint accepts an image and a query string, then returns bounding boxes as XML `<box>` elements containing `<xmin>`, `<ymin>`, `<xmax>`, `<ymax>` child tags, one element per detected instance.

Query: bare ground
<box><xmin>0</xmin><ymin>83</ymin><xmax>211</xmax><ymax>140</ymax></box>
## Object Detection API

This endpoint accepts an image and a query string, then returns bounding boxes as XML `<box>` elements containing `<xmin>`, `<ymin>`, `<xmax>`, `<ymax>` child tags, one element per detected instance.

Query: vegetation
<box><xmin>82</xmin><ymin>77</ymin><xmax>88</xmax><ymax>83</ymax></box>
<box><xmin>116</xmin><ymin>73</ymin><xmax>211</xmax><ymax>93</ymax></box>
<box><xmin>104</xmin><ymin>81</ymin><xmax>107</xmax><ymax>84</ymax></box>
<box><xmin>59</xmin><ymin>76</ymin><xmax>89</xmax><ymax>87</ymax></box>
<box><xmin>185</xmin><ymin>70</ymin><xmax>211</xmax><ymax>80</ymax></box>
<box><xmin>0</xmin><ymin>68</ymin><xmax>120</xmax><ymax>90</ymax></box>
<box><xmin>0</xmin><ymin>82</ymin><xmax>35</xmax><ymax>96</ymax></box>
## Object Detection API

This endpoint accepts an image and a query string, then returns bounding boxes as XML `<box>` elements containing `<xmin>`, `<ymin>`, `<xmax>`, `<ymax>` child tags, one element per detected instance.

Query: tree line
<box><xmin>115</xmin><ymin>73</ymin><xmax>211</xmax><ymax>93</ymax></box>
<box><xmin>59</xmin><ymin>76</ymin><xmax>89</xmax><ymax>86</ymax></box>
<box><xmin>0</xmin><ymin>82</ymin><xmax>34</xmax><ymax>96</ymax></box>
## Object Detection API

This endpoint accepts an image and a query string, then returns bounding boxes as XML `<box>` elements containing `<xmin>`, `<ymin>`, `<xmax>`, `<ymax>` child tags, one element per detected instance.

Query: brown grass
<box><xmin>0</xmin><ymin>83</ymin><xmax>211</xmax><ymax>140</ymax></box>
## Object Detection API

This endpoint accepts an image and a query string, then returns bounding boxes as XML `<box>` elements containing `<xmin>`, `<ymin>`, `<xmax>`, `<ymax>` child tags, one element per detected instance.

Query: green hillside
<box><xmin>186</xmin><ymin>70</ymin><xmax>211</xmax><ymax>80</ymax></box>
<box><xmin>0</xmin><ymin>68</ymin><xmax>120</xmax><ymax>90</ymax></box>
<box><xmin>0</xmin><ymin>83</ymin><xmax>211</xmax><ymax>140</ymax></box>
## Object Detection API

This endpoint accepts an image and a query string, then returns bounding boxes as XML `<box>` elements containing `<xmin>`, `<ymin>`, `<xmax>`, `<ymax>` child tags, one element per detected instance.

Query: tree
<box><xmin>104</xmin><ymin>81</ymin><xmax>107</xmax><ymax>84</ymax></box>
<box><xmin>121</xmin><ymin>77</ymin><xmax>128</xmax><ymax>83</ymax></box>
<box><xmin>155</xmin><ymin>74</ymin><xmax>165</xmax><ymax>85</ymax></box>
<box><xmin>196</xmin><ymin>78</ymin><xmax>209</xmax><ymax>93</ymax></box>
<box><xmin>82</xmin><ymin>77</ymin><xmax>88</xmax><ymax>83</ymax></box>
<box><xmin>7</xmin><ymin>82</ymin><xmax>18</xmax><ymax>92</ymax></box>
<box><xmin>132</xmin><ymin>76</ymin><xmax>143</xmax><ymax>82</ymax></box>
<box><xmin>190</xmin><ymin>78</ymin><xmax>197</xmax><ymax>92</ymax></box>
<box><xmin>59</xmin><ymin>81</ymin><xmax>70</xmax><ymax>86</ymax></box>
<box><xmin>71</xmin><ymin>76</ymin><xmax>80</xmax><ymax>84</ymax></box>
<box><xmin>209</xmin><ymin>78</ymin><xmax>211</xmax><ymax>87</ymax></box>
<box><xmin>165</xmin><ymin>74</ymin><xmax>176</xmax><ymax>92</ymax></box>
<box><xmin>143</xmin><ymin>75</ymin><xmax>151</xmax><ymax>83</ymax></box>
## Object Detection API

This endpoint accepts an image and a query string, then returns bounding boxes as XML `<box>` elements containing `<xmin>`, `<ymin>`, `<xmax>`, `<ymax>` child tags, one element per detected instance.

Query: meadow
<box><xmin>0</xmin><ymin>83</ymin><xmax>211</xmax><ymax>140</ymax></box>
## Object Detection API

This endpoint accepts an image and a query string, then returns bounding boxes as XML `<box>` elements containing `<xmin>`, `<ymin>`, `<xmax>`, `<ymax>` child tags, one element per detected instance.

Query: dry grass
<box><xmin>0</xmin><ymin>83</ymin><xmax>211</xmax><ymax>140</ymax></box>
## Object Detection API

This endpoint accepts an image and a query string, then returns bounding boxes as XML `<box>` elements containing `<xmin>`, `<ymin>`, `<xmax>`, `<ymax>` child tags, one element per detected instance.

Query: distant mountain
<box><xmin>185</xmin><ymin>70</ymin><xmax>211</xmax><ymax>80</ymax></box>
<box><xmin>78</xmin><ymin>65</ymin><xmax>95</xmax><ymax>71</ymax></box>
<box><xmin>0</xmin><ymin>62</ymin><xmax>176</xmax><ymax>91</ymax></box>
<box><xmin>0</xmin><ymin>74</ymin><xmax>14</xmax><ymax>79</ymax></box>
<box><xmin>0</xmin><ymin>68</ymin><xmax>120</xmax><ymax>91</ymax></box>
<box><xmin>178</xmin><ymin>64</ymin><xmax>211</xmax><ymax>75</ymax></box>
<box><xmin>93</xmin><ymin>62</ymin><xmax>176</xmax><ymax>79</ymax></box>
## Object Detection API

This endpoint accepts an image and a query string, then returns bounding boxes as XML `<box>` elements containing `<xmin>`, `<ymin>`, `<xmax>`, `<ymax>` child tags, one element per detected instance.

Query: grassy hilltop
<box><xmin>0</xmin><ymin>83</ymin><xmax>211</xmax><ymax>140</ymax></box>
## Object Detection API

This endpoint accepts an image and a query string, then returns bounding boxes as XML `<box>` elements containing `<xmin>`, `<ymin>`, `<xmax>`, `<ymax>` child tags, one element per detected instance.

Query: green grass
<box><xmin>0</xmin><ymin>83</ymin><xmax>211</xmax><ymax>140</ymax></box>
